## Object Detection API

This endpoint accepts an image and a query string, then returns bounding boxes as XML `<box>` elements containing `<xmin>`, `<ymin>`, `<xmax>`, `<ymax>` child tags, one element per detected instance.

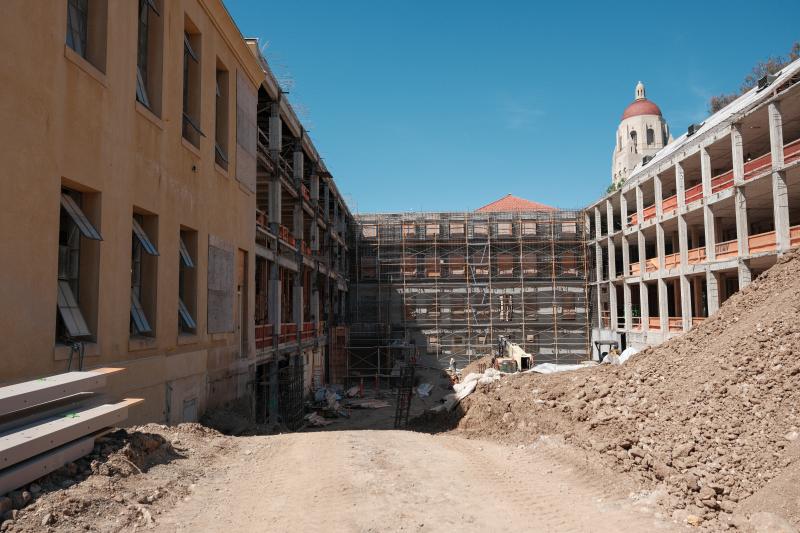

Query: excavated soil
<box><xmin>413</xmin><ymin>248</ymin><xmax>800</xmax><ymax>531</ymax></box>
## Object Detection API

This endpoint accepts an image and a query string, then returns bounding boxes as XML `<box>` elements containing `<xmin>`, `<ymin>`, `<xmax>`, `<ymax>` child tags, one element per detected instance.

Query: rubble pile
<box><xmin>415</xmin><ymin>248</ymin><xmax>800</xmax><ymax>529</ymax></box>
<box><xmin>1</xmin><ymin>424</ymin><xmax>231</xmax><ymax>533</ymax></box>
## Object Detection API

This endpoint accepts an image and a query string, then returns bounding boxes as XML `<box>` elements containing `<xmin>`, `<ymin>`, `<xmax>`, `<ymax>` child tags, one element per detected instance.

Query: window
<box><xmin>360</xmin><ymin>256</ymin><xmax>377</xmax><ymax>279</ymax></box>
<box><xmin>362</xmin><ymin>225</ymin><xmax>377</xmax><ymax>238</ymax></box>
<box><xmin>449</xmin><ymin>222</ymin><xmax>465</xmax><ymax>237</ymax></box>
<box><xmin>630</xmin><ymin>130</ymin><xmax>638</xmax><ymax>153</ymax></box>
<box><xmin>66</xmin><ymin>0</ymin><xmax>107</xmax><ymax>71</ymax></box>
<box><xmin>215</xmin><ymin>63</ymin><xmax>229</xmax><ymax>169</ymax></box>
<box><xmin>499</xmin><ymin>294</ymin><xmax>513</xmax><ymax>322</ymax></box>
<box><xmin>521</xmin><ymin>221</ymin><xmax>536</xmax><ymax>235</ymax></box>
<box><xmin>473</xmin><ymin>222</ymin><xmax>488</xmax><ymax>237</ymax></box>
<box><xmin>182</xmin><ymin>18</ymin><xmax>203</xmax><ymax>147</ymax></box>
<box><xmin>179</xmin><ymin>229</ymin><xmax>197</xmax><ymax>334</ymax></box>
<box><xmin>136</xmin><ymin>0</ymin><xmax>163</xmax><ymax>114</ymax></box>
<box><xmin>497</xmin><ymin>253</ymin><xmax>514</xmax><ymax>276</ymax></box>
<box><xmin>425</xmin><ymin>255</ymin><xmax>441</xmax><ymax>278</ymax></box>
<box><xmin>56</xmin><ymin>189</ymin><xmax>102</xmax><ymax>341</ymax></box>
<box><xmin>646</xmin><ymin>127</ymin><xmax>655</xmax><ymax>146</ymax></box>
<box><xmin>402</xmin><ymin>223</ymin><xmax>415</xmax><ymax>238</ymax></box>
<box><xmin>426</xmin><ymin>223</ymin><xmax>440</xmax><ymax>238</ymax></box>
<box><xmin>131</xmin><ymin>213</ymin><xmax>159</xmax><ymax>336</ymax></box>
<box><xmin>497</xmin><ymin>222</ymin><xmax>512</xmax><ymax>237</ymax></box>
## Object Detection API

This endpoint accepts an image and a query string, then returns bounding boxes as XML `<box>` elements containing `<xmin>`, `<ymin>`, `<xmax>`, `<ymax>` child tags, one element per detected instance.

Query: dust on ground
<box><xmin>411</xmin><ymin>247</ymin><xmax>800</xmax><ymax>531</ymax></box>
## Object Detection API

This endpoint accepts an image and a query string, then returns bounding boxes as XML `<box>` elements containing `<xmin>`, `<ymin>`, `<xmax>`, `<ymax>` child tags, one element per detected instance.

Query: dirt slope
<box><xmin>413</xmin><ymin>248</ymin><xmax>800</xmax><ymax>530</ymax></box>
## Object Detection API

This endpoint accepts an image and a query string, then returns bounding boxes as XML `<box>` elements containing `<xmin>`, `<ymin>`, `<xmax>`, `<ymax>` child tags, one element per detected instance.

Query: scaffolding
<box><xmin>347</xmin><ymin>210</ymin><xmax>591</xmax><ymax>381</ymax></box>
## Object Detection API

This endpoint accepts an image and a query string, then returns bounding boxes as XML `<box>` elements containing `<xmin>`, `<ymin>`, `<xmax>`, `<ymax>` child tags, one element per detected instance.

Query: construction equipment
<box><xmin>494</xmin><ymin>336</ymin><xmax>532</xmax><ymax>373</ymax></box>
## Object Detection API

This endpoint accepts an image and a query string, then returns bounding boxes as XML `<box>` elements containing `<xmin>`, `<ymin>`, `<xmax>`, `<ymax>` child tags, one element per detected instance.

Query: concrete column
<box><xmin>595</xmin><ymin>242</ymin><xmax>604</xmax><ymax>283</ymax></box>
<box><xmin>623</xmin><ymin>282</ymin><xmax>632</xmax><ymax>330</ymax></box>
<box><xmin>735</xmin><ymin>185</ymin><xmax>749</xmax><ymax>256</ymax></box>
<box><xmin>609</xmin><ymin>282</ymin><xmax>618</xmax><ymax>330</ymax></box>
<box><xmin>706</xmin><ymin>270</ymin><xmax>720</xmax><ymax>315</ymax></box>
<box><xmin>701</xmin><ymin>146</ymin><xmax>716</xmax><ymax>261</ymax></box>
<box><xmin>654</xmin><ymin>174</ymin><xmax>663</xmax><ymax>218</ymax></box>
<box><xmin>606</xmin><ymin>198</ymin><xmax>615</xmax><ymax>235</ymax></box>
<box><xmin>268</xmin><ymin>260</ymin><xmax>281</xmax><ymax>426</ymax></box>
<box><xmin>636</xmin><ymin>185</ymin><xmax>644</xmax><ymax>225</ymax></box>
<box><xmin>596</xmin><ymin>284</ymin><xmax>603</xmax><ymax>329</ymax></box>
<box><xmin>268</xmin><ymin>103</ymin><xmax>282</xmax><ymax>153</ymax></box>
<box><xmin>769</xmin><ymin>102</ymin><xmax>791</xmax><ymax>252</ymax></box>
<box><xmin>620</xmin><ymin>193</ymin><xmax>628</xmax><ymax>231</ymax></box>
<box><xmin>680</xmin><ymin>275</ymin><xmax>692</xmax><ymax>331</ymax></box>
<box><xmin>607</xmin><ymin>237</ymin><xmax>616</xmax><ymax>280</ymax></box>
<box><xmin>738</xmin><ymin>260</ymin><xmax>752</xmax><ymax>289</ymax></box>
<box><xmin>594</xmin><ymin>206</ymin><xmax>602</xmax><ymax>239</ymax></box>
<box><xmin>731</xmin><ymin>124</ymin><xmax>745</xmax><ymax>186</ymax></box>
<box><xmin>621</xmin><ymin>234</ymin><xmax>630</xmax><ymax>277</ymax></box>
<box><xmin>639</xmin><ymin>282</ymin><xmax>649</xmax><ymax>332</ymax></box>
<box><xmin>676</xmin><ymin>162</ymin><xmax>686</xmax><ymax>212</ymax></box>
<box><xmin>656</xmin><ymin>221</ymin><xmax>665</xmax><ymax>272</ymax></box>
<box><xmin>658</xmin><ymin>278</ymin><xmax>669</xmax><ymax>332</ymax></box>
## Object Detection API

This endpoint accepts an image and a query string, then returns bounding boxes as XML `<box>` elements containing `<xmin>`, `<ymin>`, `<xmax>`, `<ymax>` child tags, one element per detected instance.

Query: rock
<box><xmin>0</xmin><ymin>499</ymin><xmax>10</xmax><ymax>515</ymax></box>
<box><xmin>61</xmin><ymin>479</ymin><xmax>75</xmax><ymax>489</ymax></box>
<box><xmin>28</xmin><ymin>483</ymin><xmax>41</xmax><ymax>495</ymax></box>
<box><xmin>0</xmin><ymin>520</ymin><xmax>14</xmax><ymax>532</ymax></box>
<box><xmin>41</xmin><ymin>512</ymin><xmax>54</xmax><ymax>527</ymax></box>
<box><xmin>8</xmin><ymin>491</ymin><xmax>25</xmax><ymax>510</ymax></box>
<box><xmin>672</xmin><ymin>442</ymin><xmax>695</xmax><ymax>459</ymax></box>
<box><xmin>686</xmin><ymin>514</ymin><xmax>703</xmax><ymax>526</ymax></box>
<box><xmin>629</xmin><ymin>447</ymin><xmax>645</xmax><ymax>458</ymax></box>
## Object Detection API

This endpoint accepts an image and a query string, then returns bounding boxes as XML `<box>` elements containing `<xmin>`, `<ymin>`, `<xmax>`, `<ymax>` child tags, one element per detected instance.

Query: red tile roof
<box><xmin>475</xmin><ymin>194</ymin><xmax>555</xmax><ymax>213</ymax></box>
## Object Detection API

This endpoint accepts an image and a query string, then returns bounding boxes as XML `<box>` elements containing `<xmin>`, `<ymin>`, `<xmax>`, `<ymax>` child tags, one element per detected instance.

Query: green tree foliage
<box><xmin>708</xmin><ymin>42</ymin><xmax>800</xmax><ymax>114</ymax></box>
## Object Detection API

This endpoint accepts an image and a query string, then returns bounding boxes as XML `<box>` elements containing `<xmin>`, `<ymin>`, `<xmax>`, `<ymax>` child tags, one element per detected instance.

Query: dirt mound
<box><xmin>460</xmin><ymin>355</ymin><xmax>493</xmax><ymax>377</ymax></box>
<box><xmin>414</xmin><ymin>248</ymin><xmax>800</xmax><ymax>529</ymax></box>
<box><xmin>2</xmin><ymin>423</ymin><xmax>233</xmax><ymax>532</ymax></box>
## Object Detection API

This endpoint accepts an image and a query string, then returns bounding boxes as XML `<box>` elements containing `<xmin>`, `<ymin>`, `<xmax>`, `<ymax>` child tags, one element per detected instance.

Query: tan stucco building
<box><xmin>0</xmin><ymin>0</ymin><xmax>352</xmax><ymax>425</ymax></box>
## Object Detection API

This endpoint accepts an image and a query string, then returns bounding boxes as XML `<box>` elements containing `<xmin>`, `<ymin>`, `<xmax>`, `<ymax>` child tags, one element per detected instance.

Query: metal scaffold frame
<box><xmin>347</xmin><ymin>210</ymin><xmax>591</xmax><ymax>382</ymax></box>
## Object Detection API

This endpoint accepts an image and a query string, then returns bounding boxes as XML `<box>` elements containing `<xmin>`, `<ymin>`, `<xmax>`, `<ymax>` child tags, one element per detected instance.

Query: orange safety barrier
<box><xmin>631</xmin><ymin>317</ymin><xmax>642</xmax><ymax>331</ymax></box>
<box><xmin>662</xmin><ymin>194</ymin><xmax>678</xmax><ymax>215</ymax></box>
<box><xmin>630</xmin><ymin>262</ymin><xmax>641</xmax><ymax>276</ymax></box>
<box><xmin>711</xmin><ymin>169</ymin><xmax>734</xmax><ymax>194</ymax></box>
<box><xmin>280</xmin><ymin>323</ymin><xmax>297</xmax><ymax>343</ymax></box>
<box><xmin>687</xmin><ymin>246</ymin><xmax>706</xmax><ymax>265</ymax></box>
<box><xmin>714</xmin><ymin>239</ymin><xmax>738</xmax><ymax>260</ymax></box>
<box><xmin>692</xmin><ymin>317</ymin><xmax>706</xmax><ymax>327</ymax></box>
<box><xmin>645</xmin><ymin>258</ymin><xmax>659</xmax><ymax>272</ymax></box>
<box><xmin>748</xmin><ymin>231</ymin><xmax>776</xmax><ymax>254</ymax></box>
<box><xmin>785</xmin><ymin>138</ymin><xmax>800</xmax><ymax>165</ymax></box>
<box><xmin>663</xmin><ymin>253</ymin><xmax>679</xmax><ymax>270</ymax></box>
<box><xmin>685</xmin><ymin>183</ymin><xmax>703</xmax><ymax>204</ymax></box>
<box><xmin>668</xmin><ymin>318</ymin><xmax>683</xmax><ymax>332</ymax></box>
<box><xmin>255</xmin><ymin>324</ymin><xmax>273</xmax><ymax>349</ymax></box>
<box><xmin>642</xmin><ymin>204</ymin><xmax>657</xmax><ymax>222</ymax></box>
<box><xmin>791</xmin><ymin>225</ymin><xmax>800</xmax><ymax>248</ymax></box>
<box><xmin>648</xmin><ymin>317</ymin><xmax>660</xmax><ymax>331</ymax></box>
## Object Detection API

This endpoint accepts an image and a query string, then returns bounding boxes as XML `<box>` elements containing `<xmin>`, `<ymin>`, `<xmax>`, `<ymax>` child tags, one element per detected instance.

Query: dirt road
<box><xmin>154</xmin><ymin>430</ymin><xmax>676</xmax><ymax>533</ymax></box>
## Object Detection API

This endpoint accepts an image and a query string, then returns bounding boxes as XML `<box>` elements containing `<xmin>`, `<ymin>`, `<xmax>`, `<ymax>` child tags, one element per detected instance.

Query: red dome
<box><xmin>622</xmin><ymin>98</ymin><xmax>662</xmax><ymax>120</ymax></box>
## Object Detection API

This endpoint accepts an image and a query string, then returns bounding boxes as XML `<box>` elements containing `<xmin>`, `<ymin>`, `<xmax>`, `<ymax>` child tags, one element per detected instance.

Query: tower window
<box><xmin>646</xmin><ymin>127</ymin><xmax>655</xmax><ymax>145</ymax></box>
<box><xmin>630</xmin><ymin>130</ymin><xmax>638</xmax><ymax>153</ymax></box>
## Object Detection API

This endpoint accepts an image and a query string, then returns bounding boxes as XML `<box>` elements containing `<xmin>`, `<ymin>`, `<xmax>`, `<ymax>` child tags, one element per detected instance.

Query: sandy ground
<box><xmin>152</xmin><ymin>430</ymin><xmax>677</xmax><ymax>533</ymax></box>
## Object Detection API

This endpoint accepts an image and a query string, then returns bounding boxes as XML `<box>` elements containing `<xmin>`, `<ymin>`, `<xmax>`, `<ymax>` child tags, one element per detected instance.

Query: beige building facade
<box><xmin>0</xmin><ymin>0</ymin><xmax>351</xmax><ymax>426</ymax></box>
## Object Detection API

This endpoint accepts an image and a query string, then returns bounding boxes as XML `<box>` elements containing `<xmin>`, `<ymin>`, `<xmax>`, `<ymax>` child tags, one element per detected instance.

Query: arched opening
<box><xmin>646</xmin><ymin>127</ymin><xmax>655</xmax><ymax>145</ymax></box>
<box><xmin>630</xmin><ymin>130</ymin><xmax>638</xmax><ymax>153</ymax></box>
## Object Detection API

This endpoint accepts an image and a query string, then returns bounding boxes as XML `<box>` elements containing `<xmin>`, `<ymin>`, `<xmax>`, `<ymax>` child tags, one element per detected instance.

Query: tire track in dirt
<box><xmin>153</xmin><ymin>430</ymin><xmax>677</xmax><ymax>532</ymax></box>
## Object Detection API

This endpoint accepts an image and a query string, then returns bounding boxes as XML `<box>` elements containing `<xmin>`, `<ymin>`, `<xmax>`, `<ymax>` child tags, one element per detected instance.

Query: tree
<box><xmin>708</xmin><ymin>41</ymin><xmax>800</xmax><ymax>114</ymax></box>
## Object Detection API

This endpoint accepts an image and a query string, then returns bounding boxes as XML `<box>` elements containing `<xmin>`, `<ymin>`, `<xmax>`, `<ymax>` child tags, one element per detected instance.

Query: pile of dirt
<box><xmin>1</xmin><ymin>423</ymin><xmax>233</xmax><ymax>533</ymax></box>
<box><xmin>459</xmin><ymin>355</ymin><xmax>493</xmax><ymax>377</ymax></box>
<box><xmin>413</xmin><ymin>248</ymin><xmax>800</xmax><ymax>530</ymax></box>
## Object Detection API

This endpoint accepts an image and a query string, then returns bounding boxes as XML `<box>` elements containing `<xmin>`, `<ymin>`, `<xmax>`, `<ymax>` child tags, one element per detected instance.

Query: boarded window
<box><xmin>521</xmin><ymin>221</ymin><xmax>537</xmax><ymax>235</ymax></box>
<box><xmin>362</xmin><ymin>225</ymin><xmax>377</xmax><ymax>238</ymax></box>
<box><xmin>208</xmin><ymin>236</ymin><xmax>234</xmax><ymax>333</ymax></box>
<box><xmin>473</xmin><ymin>222</ymin><xmax>488</xmax><ymax>237</ymax></box>
<box><xmin>425</xmin><ymin>255</ymin><xmax>441</xmax><ymax>277</ymax></box>
<box><xmin>522</xmin><ymin>252</ymin><xmax>537</xmax><ymax>274</ymax></box>
<box><xmin>497</xmin><ymin>222</ymin><xmax>512</xmax><ymax>236</ymax></box>
<box><xmin>402</xmin><ymin>223</ymin><xmax>415</xmax><ymax>238</ymax></box>
<box><xmin>236</xmin><ymin>70</ymin><xmax>257</xmax><ymax>192</ymax></box>
<box><xmin>449</xmin><ymin>222</ymin><xmax>465</xmax><ymax>237</ymax></box>
<box><xmin>448</xmin><ymin>255</ymin><xmax>466</xmax><ymax>276</ymax></box>
<box><xmin>426</xmin><ymin>223</ymin><xmax>440</xmax><ymax>238</ymax></box>
<box><xmin>497</xmin><ymin>253</ymin><xmax>514</xmax><ymax>275</ymax></box>
<box><xmin>561</xmin><ymin>221</ymin><xmax>577</xmax><ymax>233</ymax></box>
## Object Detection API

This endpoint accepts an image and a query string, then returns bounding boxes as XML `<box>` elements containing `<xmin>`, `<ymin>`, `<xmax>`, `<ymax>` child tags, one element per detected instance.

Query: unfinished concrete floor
<box><xmin>153</xmin><ymin>430</ymin><xmax>677</xmax><ymax>532</ymax></box>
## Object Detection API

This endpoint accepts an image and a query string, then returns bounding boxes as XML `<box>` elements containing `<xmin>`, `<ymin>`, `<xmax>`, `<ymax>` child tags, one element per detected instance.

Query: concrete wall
<box><xmin>0</xmin><ymin>0</ymin><xmax>264</xmax><ymax>425</ymax></box>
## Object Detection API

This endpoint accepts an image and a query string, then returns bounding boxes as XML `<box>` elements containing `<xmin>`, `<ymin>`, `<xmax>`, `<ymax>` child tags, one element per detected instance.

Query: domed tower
<box><xmin>611</xmin><ymin>82</ymin><xmax>671</xmax><ymax>187</ymax></box>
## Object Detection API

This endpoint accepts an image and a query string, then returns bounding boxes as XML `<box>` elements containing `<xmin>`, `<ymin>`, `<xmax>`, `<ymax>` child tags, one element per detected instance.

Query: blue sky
<box><xmin>225</xmin><ymin>0</ymin><xmax>799</xmax><ymax>213</ymax></box>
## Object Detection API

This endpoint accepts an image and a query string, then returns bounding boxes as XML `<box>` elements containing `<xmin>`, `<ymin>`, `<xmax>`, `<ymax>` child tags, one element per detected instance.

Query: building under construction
<box><xmin>346</xmin><ymin>196</ymin><xmax>591</xmax><ymax>382</ymax></box>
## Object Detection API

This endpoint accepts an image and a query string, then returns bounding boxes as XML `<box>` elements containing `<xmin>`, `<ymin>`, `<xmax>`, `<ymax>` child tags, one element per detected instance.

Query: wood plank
<box><xmin>0</xmin><ymin>399</ymin><xmax>142</xmax><ymax>470</ymax></box>
<box><xmin>0</xmin><ymin>368</ymin><xmax>124</xmax><ymax>416</ymax></box>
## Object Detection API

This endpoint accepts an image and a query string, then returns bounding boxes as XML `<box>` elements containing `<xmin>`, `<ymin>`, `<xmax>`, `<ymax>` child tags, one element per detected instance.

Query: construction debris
<box><xmin>412</xmin><ymin>247</ymin><xmax>800</xmax><ymax>529</ymax></box>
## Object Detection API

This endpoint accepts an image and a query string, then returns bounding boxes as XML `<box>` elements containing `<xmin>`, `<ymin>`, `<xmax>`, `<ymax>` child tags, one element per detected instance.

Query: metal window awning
<box><xmin>132</xmin><ymin>217</ymin><xmax>159</xmax><ymax>255</ymax></box>
<box><xmin>178</xmin><ymin>298</ymin><xmax>196</xmax><ymax>330</ymax></box>
<box><xmin>179</xmin><ymin>235</ymin><xmax>194</xmax><ymax>268</ymax></box>
<box><xmin>130</xmin><ymin>292</ymin><xmax>152</xmax><ymax>334</ymax></box>
<box><xmin>57</xmin><ymin>280</ymin><xmax>91</xmax><ymax>338</ymax></box>
<box><xmin>60</xmin><ymin>193</ymin><xmax>102</xmax><ymax>241</ymax></box>
<box><xmin>183</xmin><ymin>33</ymin><xmax>198</xmax><ymax>62</ymax></box>
<box><xmin>135</xmin><ymin>67</ymin><xmax>150</xmax><ymax>108</ymax></box>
